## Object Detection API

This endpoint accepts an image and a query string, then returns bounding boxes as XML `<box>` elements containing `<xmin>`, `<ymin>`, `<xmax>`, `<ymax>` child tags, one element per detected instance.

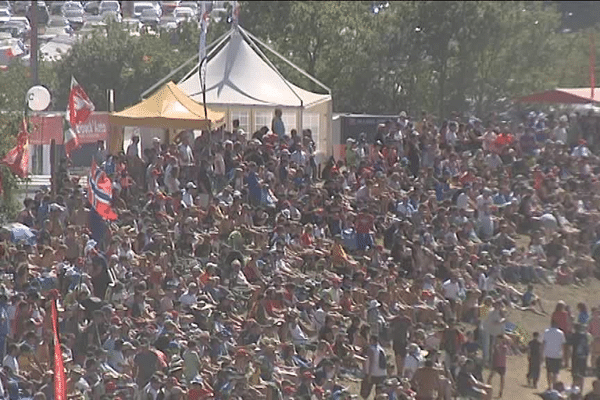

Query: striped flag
<box><xmin>51</xmin><ymin>296</ymin><xmax>66</xmax><ymax>400</ymax></box>
<box><xmin>198</xmin><ymin>2</ymin><xmax>209</xmax><ymax>79</ymax></box>
<box><xmin>591</xmin><ymin>33</ymin><xmax>596</xmax><ymax>100</ymax></box>
<box><xmin>198</xmin><ymin>2</ymin><xmax>210</xmax><ymax>120</ymax></box>
<box><xmin>65</xmin><ymin>76</ymin><xmax>94</xmax><ymax>157</ymax></box>
<box><xmin>2</xmin><ymin>118</ymin><xmax>30</xmax><ymax>178</ymax></box>
<box><xmin>87</xmin><ymin>159</ymin><xmax>118</xmax><ymax>221</ymax></box>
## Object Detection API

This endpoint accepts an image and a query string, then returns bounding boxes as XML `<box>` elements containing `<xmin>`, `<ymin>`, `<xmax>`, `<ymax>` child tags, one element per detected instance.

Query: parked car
<box><xmin>63</xmin><ymin>9</ymin><xmax>84</xmax><ymax>29</ymax></box>
<box><xmin>180</xmin><ymin>1</ymin><xmax>199</xmax><ymax>16</ymax></box>
<box><xmin>83</xmin><ymin>1</ymin><xmax>100</xmax><ymax>15</ymax></box>
<box><xmin>0</xmin><ymin>16</ymin><xmax>30</xmax><ymax>38</ymax></box>
<box><xmin>173</xmin><ymin>6</ymin><xmax>194</xmax><ymax>23</ymax></box>
<box><xmin>133</xmin><ymin>2</ymin><xmax>161</xmax><ymax>19</ymax></box>
<box><xmin>98</xmin><ymin>0</ymin><xmax>121</xmax><ymax>15</ymax></box>
<box><xmin>61</xmin><ymin>1</ymin><xmax>84</xmax><ymax>15</ymax></box>
<box><xmin>0</xmin><ymin>7</ymin><xmax>10</xmax><ymax>23</ymax></box>
<box><xmin>42</xmin><ymin>15</ymin><xmax>71</xmax><ymax>36</ymax></box>
<box><xmin>0</xmin><ymin>1</ymin><xmax>10</xmax><ymax>13</ymax></box>
<box><xmin>10</xmin><ymin>16</ymin><xmax>32</xmax><ymax>32</ymax></box>
<box><xmin>12</xmin><ymin>1</ymin><xmax>30</xmax><ymax>14</ymax></box>
<box><xmin>0</xmin><ymin>35</ymin><xmax>27</xmax><ymax>66</ymax></box>
<box><xmin>26</xmin><ymin>2</ymin><xmax>50</xmax><ymax>26</ymax></box>
<box><xmin>140</xmin><ymin>7</ymin><xmax>160</xmax><ymax>27</ymax></box>
<box><xmin>99</xmin><ymin>1</ymin><xmax>121</xmax><ymax>23</ymax></box>
<box><xmin>49</xmin><ymin>1</ymin><xmax>65</xmax><ymax>15</ymax></box>
<box><xmin>160</xmin><ymin>1</ymin><xmax>180</xmax><ymax>15</ymax></box>
<box><xmin>0</xmin><ymin>23</ymin><xmax>26</xmax><ymax>39</ymax></box>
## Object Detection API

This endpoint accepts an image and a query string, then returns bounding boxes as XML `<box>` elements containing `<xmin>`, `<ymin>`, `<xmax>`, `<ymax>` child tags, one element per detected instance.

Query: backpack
<box><xmin>378</xmin><ymin>348</ymin><xmax>387</xmax><ymax>370</ymax></box>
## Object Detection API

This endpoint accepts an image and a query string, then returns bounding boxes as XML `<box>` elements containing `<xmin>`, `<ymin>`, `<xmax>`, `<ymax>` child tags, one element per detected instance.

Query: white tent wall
<box><xmin>305</xmin><ymin>98</ymin><xmax>333</xmax><ymax>164</ymax></box>
<box><xmin>175</xmin><ymin>27</ymin><xmax>333</xmax><ymax>159</ymax></box>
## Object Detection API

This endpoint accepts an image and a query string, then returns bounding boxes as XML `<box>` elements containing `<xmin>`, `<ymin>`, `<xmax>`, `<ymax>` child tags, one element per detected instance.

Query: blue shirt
<box><xmin>272</xmin><ymin>118</ymin><xmax>285</xmax><ymax>138</ymax></box>
<box><xmin>246</xmin><ymin>172</ymin><xmax>261</xmax><ymax>201</ymax></box>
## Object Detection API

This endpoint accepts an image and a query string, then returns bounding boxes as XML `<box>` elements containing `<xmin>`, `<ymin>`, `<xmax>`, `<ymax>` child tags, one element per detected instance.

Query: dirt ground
<box><xmin>342</xmin><ymin>279</ymin><xmax>600</xmax><ymax>399</ymax></box>
<box><xmin>495</xmin><ymin>280</ymin><xmax>600</xmax><ymax>400</ymax></box>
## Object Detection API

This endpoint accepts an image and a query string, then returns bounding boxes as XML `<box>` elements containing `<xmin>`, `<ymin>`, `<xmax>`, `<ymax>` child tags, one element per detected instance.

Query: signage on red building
<box><xmin>28</xmin><ymin>112</ymin><xmax>110</xmax><ymax>145</ymax></box>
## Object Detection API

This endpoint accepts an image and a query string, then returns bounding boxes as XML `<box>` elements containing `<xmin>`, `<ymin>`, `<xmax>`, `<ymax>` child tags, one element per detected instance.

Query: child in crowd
<box><xmin>528</xmin><ymin>331</ymin><xmax>542</xmax><ymax>388</ymax></box>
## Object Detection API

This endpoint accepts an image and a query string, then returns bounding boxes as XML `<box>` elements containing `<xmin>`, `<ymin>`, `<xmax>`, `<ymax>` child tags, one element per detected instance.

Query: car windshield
<box><xmin>141</xmin><ymin>9</ymin><xmax>157</xmax><ymax>17</ymax></box>
<box><xmin>134</xmin><ymin>4</ymin><xmax>152</xmax><ymax>13</ymax></box>
<box><xmin>101</xmin><ymin>2</ymin><xmax>118</xmax><ymax>11</ymax></box>
<box><xmin>0</xmin><ymin>9</ymin><xmax>9</xmax><ymax>16</ymax></box>
<box><xmin>48</xmin><ymin>18</ymin><xmax>68</xmax><ymax>27</ymax></box>
<box><xmin>64</xmin><ymin>10</ymin><xmax>81</xmax><ymax>18</ymax></box>
<box><xmin>64</xmin><ymin>3</ymin><xmax>82</xmax><ymax>11</ymax></box>
<box><xmin>175</xmin><ymin>8</ymin><xmax>193</xmax><ymax>17</ymax></box>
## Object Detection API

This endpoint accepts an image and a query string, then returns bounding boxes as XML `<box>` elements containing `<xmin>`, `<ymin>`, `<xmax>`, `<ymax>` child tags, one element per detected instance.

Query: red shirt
<box><xmin>551</xmin><ymin>310</ymin><xmax>571</xmax><ymax>334</ymax></box>
<box><xmin>355</xmin><ymin>213</ymin><xmax>374</xmax><ymax>234</ymax></box>
<box><xmin>493</xmin><ymin>342</ymin><xmax>509</xmax><ymax>368</ymax></box>
<box><xmin>300</xmin><ymin>232</ymin><xmax>313</xmax><ymax>247</ymax></box>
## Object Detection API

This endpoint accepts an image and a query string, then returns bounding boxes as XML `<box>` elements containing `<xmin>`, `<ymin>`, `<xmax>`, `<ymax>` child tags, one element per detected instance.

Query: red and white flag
<box><xmin>65</xmin><ymin>76</ymin><xmax>94</xmax><ymax>156</ymax></box>
<box><xmin>51</xmin><ymin>295</ymin><xmax>67</xmax><ymax>400</ymax></box>
<box><xmin>2</xmin><ymin>118</ymin><xmax>30</xmax><ymax>178</ymax></box>
<box><xmin>88</xmin><ymin>159</ymin><xmax>118</xmax><ymax>221</ymax></box>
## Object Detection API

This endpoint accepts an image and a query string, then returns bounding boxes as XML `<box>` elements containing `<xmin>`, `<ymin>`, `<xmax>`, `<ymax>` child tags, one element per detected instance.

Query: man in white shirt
<box><xmin>543</xmin><ymin>321</ymin><xmax>566</xmax><ymax>390</ymax></box>
<box><xmin>182</xmin><ymin>182</ymin><xmax>196</xmax><ymax>207</ymax></box>
<box><xmin>552</xmin><ymin>116</ymin><xmax>568</xmax><ymax>144</ymax></box>
<box><xmin>2</xmin><ymin>343</ymin><xmax>18</xmax><ymax>375</ymax></box>
<box><xmin>442</xmin><ymin>275</ymin><xmax>461</xmax><ymax>319</ymax></box>
<box><xmin>289</xmin><ymin>317</ymin><xmax>309</xmax><ymax>345</ymax></box>
<box><xmin>178</xmin><ymin>134</ymin><xmax>194</xmax><ymax>182</ymax></box>
<box><xmin>290</xmin><ymin>142</ymin><xmax>308</xmax><ymax>171</ymax></box>
<box><xmin>476</xmin><ymin>188</ymin><xmax>493</xmax><ymax>215</ymax></box>
<box><xmin>178</xmin><ymin>283</ymin><xmax>199</xmax><ymax>307</ymax></box>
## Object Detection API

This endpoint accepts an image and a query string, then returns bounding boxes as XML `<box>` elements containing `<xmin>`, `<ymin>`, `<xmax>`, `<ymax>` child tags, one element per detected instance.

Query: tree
<box><xmin>47</xmin><ymin>19</ymin><xmax>229</xmax><ymax>112</ymax></box>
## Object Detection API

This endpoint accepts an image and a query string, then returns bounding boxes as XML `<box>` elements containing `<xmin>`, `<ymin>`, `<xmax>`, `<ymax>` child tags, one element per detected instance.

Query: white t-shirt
<box><xmin>456</xmin><ymin>192</ymin><xmax>470</xmax><ymax>210</ymax></box>
<box><xmin>553</xmin><ymin>126</ymin><xmax>567</xmax><ymax>143</ymax></box>
<box><xmin>178</xmin><ymin>291</ymin><xmax>197</xmax><ymax>307</ymax></box>
<box><xmin>2</xmin><ymin>355</ymin><xmax>18</xmax><ymax>374</ymax></box>
<box><xmin>543</xmin><ymin>327</ymin><xmax>566</xmax><ymax>359</ymax></box>
<box><xmin>476</xmin><ymin>195</ymin><xmax>493</xmax><ymax>214</ymax></box>
<box><xmin>442</xmin><ymin>280</ymin><xmax>460</xmax><ymax>300</ymax></box>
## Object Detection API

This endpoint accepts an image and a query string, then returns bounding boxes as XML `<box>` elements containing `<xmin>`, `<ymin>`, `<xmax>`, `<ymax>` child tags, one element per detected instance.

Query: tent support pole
<box><xmin>179</xmin><ymin>30</ymin><xmax>233</xmax><ymax>85</ymax></box>
<box><xmin>239</xmin><ymin>26</ymin><xmax>332</xmax><ymax>95</ymax></box>
<box><xmin>237</xmin><ymin>28</ymin><xmax>304</xmax><ymax>106</ymax></box>
<box><xmin>140</xmin><ymin>29</ymin><xmax>233</xmax><ymax>99</ymax></box>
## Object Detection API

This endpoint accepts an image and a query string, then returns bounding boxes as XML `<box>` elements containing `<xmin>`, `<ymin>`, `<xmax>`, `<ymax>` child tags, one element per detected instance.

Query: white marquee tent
<box><xmin>144</xmin><ymin>26</ymin><xmax>333</xmax><ymax>158</ymax></box>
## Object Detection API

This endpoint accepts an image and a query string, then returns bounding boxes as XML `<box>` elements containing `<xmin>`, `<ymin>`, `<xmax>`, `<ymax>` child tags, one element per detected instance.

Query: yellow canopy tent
<box><xmin>109</xmin><ymin>81</ymin><xmax>225</xmax><ymax>129</ymax></box>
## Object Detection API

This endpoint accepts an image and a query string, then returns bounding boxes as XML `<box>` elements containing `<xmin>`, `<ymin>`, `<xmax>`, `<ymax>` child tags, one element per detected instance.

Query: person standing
<box><xmin>94</xmin><ymin>140</ymin><xmax>107</xmax><ymax>164</ymax></box>
<box><xmin>527</xmin><ymin>331</ymin><xmax>542</xmax><ymax>388</ymax></box>
<box><xmin>271</xmin><ymin>108</ymin><xmax>285</xmax><ymax>140</ymax></box>
<box><xmin>487</xmin><ymin>334</ymin><xmax>509</xmax><ymax>398</ymax></box>
<box><xmin>126</xmin><ymin>135</ymin><xmax>140</xmax><ymax>158</ymax></box>
<box><xmin>570</xmin><ymin>322</ymin><xmax>590</xmax><ymax>392</ymax></box>
<box><xmin>487</xmin><ymin>301</ymin><xmax>506</xmax><ymax>365</ymax></box>
<box><xmin>543</xmin><ymin>320</ymin><xmax>566</xmax><ymax>390</ymax></box>
<box><xmin>390</xmin><ymin>312</ymin><xmax>412</xmax><ymax>378</ymax></box>
<box><xmin>361</xmin><ymin>335</ymin><xmax>387</xmax><ymax>399</ymax></box>
<box><xmin>411</xmin><ymin>358</ymin><xmax>441</xmax><ymax>400</ymax></box>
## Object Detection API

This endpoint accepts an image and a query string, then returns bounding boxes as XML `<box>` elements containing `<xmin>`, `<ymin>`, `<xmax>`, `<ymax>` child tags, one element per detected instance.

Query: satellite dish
<box><xmin>26</xmin><ymin>86</ymin><xmax>51</xmax><ymax>111</ymax></box>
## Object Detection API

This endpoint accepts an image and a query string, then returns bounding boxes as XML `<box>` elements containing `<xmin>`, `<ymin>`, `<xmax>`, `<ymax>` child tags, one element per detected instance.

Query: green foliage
<box><xmin>47</xmin><ymin>18</ymin><xmax>231</xmax><ymax>112</ymax></box>
<box><xmin>0</xmin><ymin>113</ymin><xmax>28</xmax><ymax>219</ymax></box>
<box><xmin>1</xmin><ymin>1</ymin><xmax>599</xmax><ymax>123</ymax></box>
<box><xmin>239</xmin><ymin>1</ymin><xmax>598</xmax><ymax>117</ymax></box>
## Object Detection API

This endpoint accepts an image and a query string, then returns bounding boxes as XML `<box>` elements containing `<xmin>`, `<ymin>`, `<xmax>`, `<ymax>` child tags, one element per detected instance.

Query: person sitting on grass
<box><xmin>456</xmin><ymin>358</ymin><xmax>493</xmax><ymax>400</ymax></box>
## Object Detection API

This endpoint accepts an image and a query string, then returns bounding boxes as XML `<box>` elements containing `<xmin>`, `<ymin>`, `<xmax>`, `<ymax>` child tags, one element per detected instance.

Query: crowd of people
<box><xmin>1</xmin><ymin>107</ymin><xmax>600</xmax><ymax>400</ymax></box>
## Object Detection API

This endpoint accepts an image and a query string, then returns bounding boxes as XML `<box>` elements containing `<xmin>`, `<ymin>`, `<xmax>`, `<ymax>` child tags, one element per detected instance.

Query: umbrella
<box><xmin>3</xmin><ymin>223</ymin><xmax>36</xmax><ymax>245</ymax></box>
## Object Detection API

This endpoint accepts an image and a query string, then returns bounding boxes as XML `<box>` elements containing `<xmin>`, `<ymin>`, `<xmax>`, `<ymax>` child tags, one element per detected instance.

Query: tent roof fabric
<box><xmin>516</xmin><ymin>88</ymin><xmax>600</xmax><ymax>104</ymax></box>
<box><xmin>110</xmin><ymin>82</ymin><xmax>225</xmax><ymax>129</ymax></box>
<box><xmin>178</xmin><ymin>30</ymin><xmax>331</xmax><ymax>108</ymax></box>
